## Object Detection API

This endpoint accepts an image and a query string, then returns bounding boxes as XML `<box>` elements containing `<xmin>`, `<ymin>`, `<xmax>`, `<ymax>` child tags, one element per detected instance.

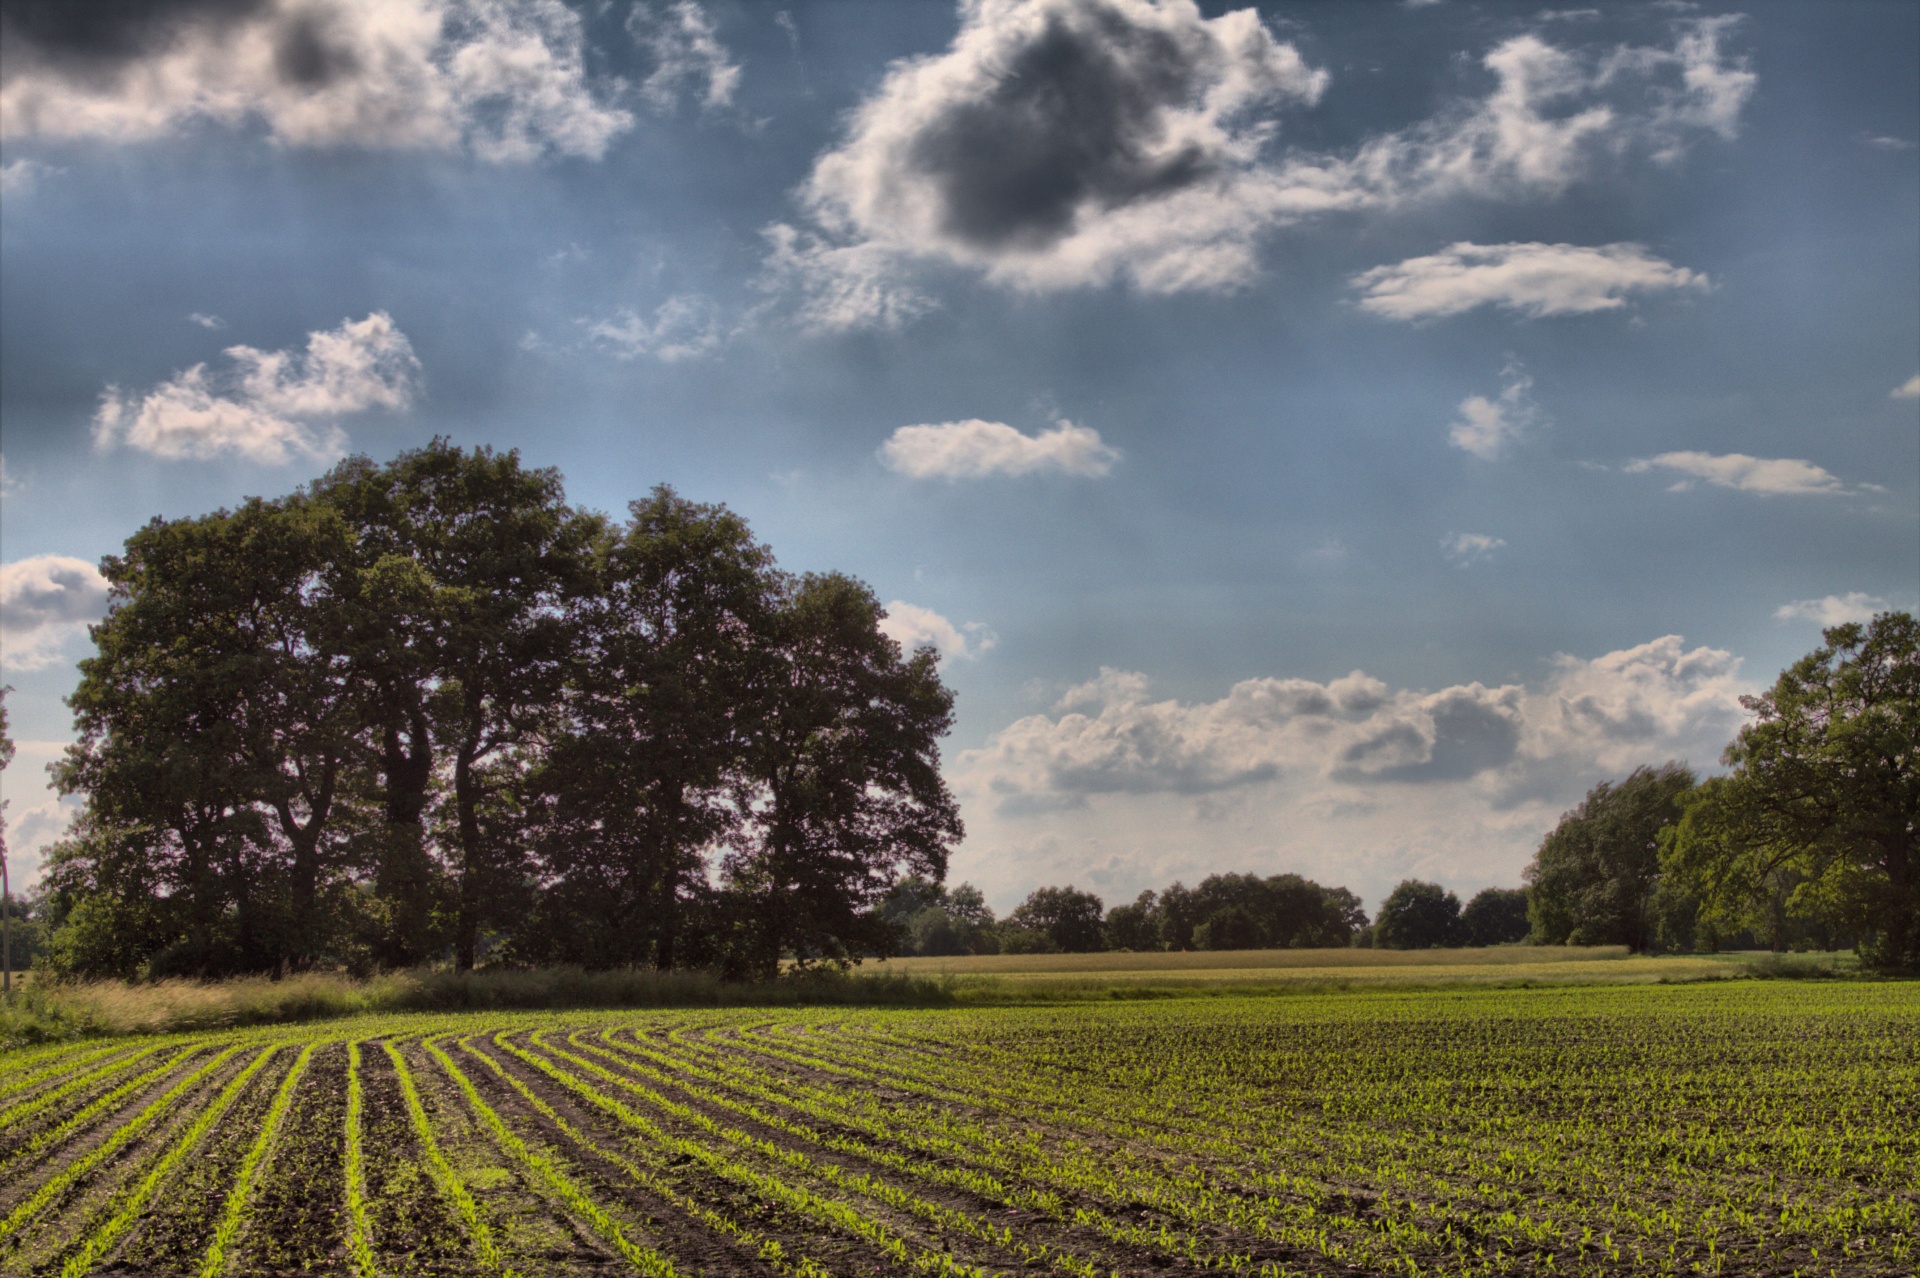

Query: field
<box><xmin>1</xmin><ymin>981</ymin><xmax>1913</xmax><ymax>1277</ymax></box>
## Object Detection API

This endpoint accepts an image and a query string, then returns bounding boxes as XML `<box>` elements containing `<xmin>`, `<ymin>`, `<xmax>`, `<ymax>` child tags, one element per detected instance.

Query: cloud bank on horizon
<box><xmin>1</xmin><ymin>0</ymin><xmax>1914</xmax><ymax>908</ymax></box>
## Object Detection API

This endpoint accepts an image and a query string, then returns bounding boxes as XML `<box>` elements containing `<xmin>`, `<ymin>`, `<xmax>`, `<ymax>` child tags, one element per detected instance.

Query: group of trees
<box><xmin>1370</xmin><ymin>881</ymin><xmax>1532</xmax><ymax>950</ymax></box>
<box><xmin>1523</xmin><ymin>613</ymin><xmax>1917</xmax><ymax>972</ymax></box>
<box><xmin>33</xmin><ymin>442</ymin><xmax>962</xmax><ymax>980</ymax></box>
<box><xmin>878</xmin><ymin>871</ymin><xmax>1373</xmax><ymax>956</ymax></box>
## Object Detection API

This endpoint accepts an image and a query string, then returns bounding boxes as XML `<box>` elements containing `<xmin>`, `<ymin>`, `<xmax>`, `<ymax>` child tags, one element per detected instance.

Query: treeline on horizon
<box><xmin>4</xmin><ymin>445</ymin><xmax>1914</xmax><ymax>980</ymax></box>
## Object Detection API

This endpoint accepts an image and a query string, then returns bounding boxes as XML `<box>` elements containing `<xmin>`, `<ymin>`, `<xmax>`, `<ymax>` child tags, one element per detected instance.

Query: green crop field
<box><xmin>1</xmin><ymin>981</ymin><xmax>1913</xmax><ymax>1278</ymax></box>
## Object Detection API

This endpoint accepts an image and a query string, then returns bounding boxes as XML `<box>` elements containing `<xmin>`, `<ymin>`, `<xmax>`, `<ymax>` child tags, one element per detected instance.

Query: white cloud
<box><xmin>0</xmin><ymin>0</ymin><xmax>633</xmax><ymax>161</ymax></box>
<box><xmin>1892</xmin><ymin>374</ymin><xmax>1920</xmax><ymax>399</ymax></box>
<box><xmin>775</xmin><ymin>7</ymin><xmax>1752</xmax><ymax>327</ymax></box>
<box><xmin>1863</xmin><ymin>135</ymin><xmax>1915</xmax><ymax>151</ymax></box>
<box><xmin>1625</xmin><ymin>451</ymin><xmax>1851</xmax><ymax>496</ymax></box>
<box><xmin>189</xmin><ymin>313</ymin><xmax>227</xmax><ymax>329</ymax></box>
<box><xmin>93</xmin><ymin>312</ymin><xmax>418</xmax><ymax>464</ymax></box>
<box><xmin>0</xmin><ymin>455</ymin><xmax>17</xmax><ymax>498</ymax></box>
<box><xmin>1353</xmin><ymin>241</ymin><xmax>1707</xmax><ymax>321</ymax></box>
<box><xmin>1774</xmin><ymin>593</ymin><xmax>1891</xmax><ymax>627</ymax></box>
<box><xmin>1</xmin><ymin>556</ymin><xmax>110</xmax><ymax>671</ymax></box>
<box><xmin>630</xmin><ymin>2</ymin><xmax>741</xmax><ymax>111</ymax></box>
<box><xmin>1442</xmin><ymin>532</ymin><xmax>1506</xmax><ymax>565</ymax></box>
<box><xmin>878</xmin><ymin>419</ymin><xmax>1120</xmax><ymax>480</ymax></box>
<box><xmin>1450</xmin><ymin>363</ymin><xmax>1542</xmax><ymax>459</ymax></box>
<box><xmin>950</xmin><ymin>635</ymin><xmax>1747</xmax><ymax>909</ymax></box>
<box><xmin>583</xmin><ymin>296</ymin><xmax>723</xmax><ymax>362</ymax></box>
<box><xmin>880</xmin><ymin>602</ymin><xmax>998</xmax><ymax>663</ymax></box>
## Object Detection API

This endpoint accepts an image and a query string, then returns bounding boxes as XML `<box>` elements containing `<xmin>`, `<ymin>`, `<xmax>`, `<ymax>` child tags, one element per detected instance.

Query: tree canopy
<box><xmin>1663</xmin><ymin>613</ymin><xmax>1918</xmax><ymax>971</ymax></box>
<box><xmin>1525</xmin><ymin>763</ymin><xmax>1696</xmax><ymax>952</ymax></box>
<box><xmin>43</xmin><ymin>443</ymin><xmax>962</xmax><ymax>979</ymax></box>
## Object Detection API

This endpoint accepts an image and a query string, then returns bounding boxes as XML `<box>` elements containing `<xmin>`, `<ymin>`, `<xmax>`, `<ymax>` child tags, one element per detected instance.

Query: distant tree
<box><xmin>1007</xmin><ymin>885</ymin><xmax>1106</xmax><ymax>953</ymax></box>
<box><xmin>1192</xmin><ymin>905</ymin><xmax>1261</xmax><ymax>951</ymax></box>
<box><xmin>1526</xmin><ymin>764</ymin><xmax>1695</xmax><ymax>951</ymax></box>
<box><xmin>1458</xmin><ymin>887</ymin><xmax>1530</xmax><ymax>947</ymax></box>
<box><xmin>875</xmin><ymin>877</ymin><xmax>997</xmax><ymax>956</ymax></box>
<box><xmin>1104</xmin><ymin>890</ymin><xmax>1160</xmax><ymax>951</ymax></box>
<box><xmin>1374</xmin><ymin>880</ymin><xmax>1461</xmax><ymax>950</ymax></box>
<box><xmin>1663</xmin><ymin>614</ymin><xmax>1918</xmax><ymax>972</ymax></box>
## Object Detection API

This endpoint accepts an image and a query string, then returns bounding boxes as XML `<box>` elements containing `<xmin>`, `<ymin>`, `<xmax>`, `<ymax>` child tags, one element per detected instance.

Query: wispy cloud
<box><xmin>878</xmin><ymin>419</ymin><xmax>1120</xmax><ymax>480</ymax></box>
<box><xmin>582</xmin><ymin>296</ymin><xmax>724</xmax><ymax>362</ymax></box>
<box><xmin>1353</xmin><ymin>241</ymin><xmax>1707</xmax><ymax>321</ymax></box>
<box><xmin>1892</xmin><ymin>374</ymin><xmax>1920</xmax><ymax>399</ymax></box>
<box><xmin>1442</xmin><ymin>532</ymin><xmax>1507</xmax><ymax>565</ymax></box>
<box><xmin>1625</xmin><ymin>451</ymin><xmax>1851</xmax><ymax>496</ymax></box>
<box><xmin>1774</xmin><ymin>593</ymin><xmax>1890</xmax><ymax>627</ymax></box>
<box><xmin>93</xmin><ymin>313</ymin><xmax>419</xmax><ymax>464</ymax></box>
<box><xmin>630</xmin><ymin>2</ymin><xmax>742</xmax><ymax>111</ymax></box>
<box><xmin>1450</xmin><ymin>363</ymin><xmax>1543</xmax><ymax>459</ymax></box>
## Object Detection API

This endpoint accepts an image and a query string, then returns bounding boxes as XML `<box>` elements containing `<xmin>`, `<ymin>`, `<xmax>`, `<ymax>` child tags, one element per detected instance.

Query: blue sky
<box><xmin>2</xmin><ymin>0</ymin><xmax>1915</xmax><ymax>912</ymax></box>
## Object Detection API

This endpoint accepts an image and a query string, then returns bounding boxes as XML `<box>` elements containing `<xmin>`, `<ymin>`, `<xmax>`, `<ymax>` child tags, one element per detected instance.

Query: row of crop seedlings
<box><xmin>671</xmin><ymin>1012</ymin><xmax>1868</xmax><ymax>1278</ymax></box>
<box><xmin>623</xmin><ymin>1019</ymin><xmax>1444</xmax><ymax>1277</ymax></box>
<box><xmin>719</xmin><ymin>1007</ymin><xmax>1916</xmax><ymax>1277</ymax></box>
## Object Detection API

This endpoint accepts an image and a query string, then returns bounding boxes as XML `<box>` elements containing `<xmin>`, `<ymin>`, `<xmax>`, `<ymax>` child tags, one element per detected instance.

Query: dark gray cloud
<box><xmin>0</xmin><ymin>0</ymin><xmax>266</xmax><ymax>70</ymax></box>
<box><xmin>906</xmin><ymin>6</ymin><xmax>1219</xmax><ymax>253</ymax></box>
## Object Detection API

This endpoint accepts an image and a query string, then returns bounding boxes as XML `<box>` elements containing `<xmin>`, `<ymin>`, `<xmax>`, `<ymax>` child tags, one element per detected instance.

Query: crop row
<box><xmin>0</xmin><ymin>980</ymin><xmax>1912</xmax><ymax>1276</ymax></box>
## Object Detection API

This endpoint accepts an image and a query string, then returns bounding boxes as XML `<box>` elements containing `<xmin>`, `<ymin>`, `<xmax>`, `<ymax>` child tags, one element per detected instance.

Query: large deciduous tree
<box><xmin>723</xmin><ymin>575</ymin><xmax>963</xmax><ymax>978</ymax></box>
<box><xmin>1663</xmin><ymin>614</ymin><xmax>1918</xmax><ymax>971</ymax></box>
<box><xmin>1525</xmin><ymin>763</ymin><xmax>1695</xmax><ymax>952</ymax></box>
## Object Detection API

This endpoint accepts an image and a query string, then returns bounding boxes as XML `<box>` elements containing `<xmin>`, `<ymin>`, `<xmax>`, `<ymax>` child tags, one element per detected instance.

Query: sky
<box><xmin>1</xmin><ymin>0</ymin><xmax>1915</xmax><ymax>915</ymax></box>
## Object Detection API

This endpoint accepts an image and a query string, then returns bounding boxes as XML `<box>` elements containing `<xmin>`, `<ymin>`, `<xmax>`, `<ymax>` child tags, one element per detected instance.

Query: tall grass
<box><xmin>0</xmin><ymin>965</ymin><xmax>955</xmax><ymax>1044</ymax></box>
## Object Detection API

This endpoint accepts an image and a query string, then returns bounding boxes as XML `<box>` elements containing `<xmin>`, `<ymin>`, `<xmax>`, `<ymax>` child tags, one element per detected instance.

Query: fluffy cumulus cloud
<box><xmin>949</xmin><ymin>636</ymin><xmax>1749</xmax><ymax>908</ymax></box>
<box><xmin>1893</xmin><ymin>374</ymin><xmax>1920</xmax><ymax>399</ymax></box>
<box><xmin>1625</xmin><ymin>451</ymin><xmax>1851</xmax><ymax>496</ymax></box>
<box><xmin>630</xmin><ymin>1</ymin><xmax>739</xmax><ymax>111</ymax></box>
<box><xmin>878</xmin><ymin>419</ymin><xmax>1120</xmax><ymax>480</ymax></box>
<box><xmin>1449</xmin><ymin>363</ymin><xmax>1542</xmax><ymax>459</ymax></box>
<box><xmin>879</xmin><ymin>602</ymin><xmax>998</xmax><ymax>663</ymax></box>
<box><xmin>774</xmin><ymin>3</ymin><xmax>1753</xmax><ymax>327</ymax></box>
<box><xmin>1352</xmin><ymin>241</ymin><xmax>1707</xmax><ymax>321</ymax></box>
<box><xmin>0</xmin><ymin>0</ymin><xmax>633</xmax><ymax>160</ymax></box>
<box><xmin>93</xmin><ymin>312</ymin><xmax>419</xmax><ymax>464</ymax></box>
<box><xmin>1774</xmin><ymin>593</ymin><xmax>1892</xmax><ymax>627</ymax></box>
<box><xmin>1</xmin><ymin>555</ymin><xmax>110</xmax><ymax>671</ymax></box>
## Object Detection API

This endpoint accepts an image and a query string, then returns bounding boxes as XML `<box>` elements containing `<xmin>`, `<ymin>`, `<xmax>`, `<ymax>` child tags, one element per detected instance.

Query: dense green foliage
<box><xmin>41</xmin><ymin>444</ymin><xmax>960</xmax><ymax>980</ymax></box>
<box><xmin>1372</xmin><ymin>879</ymin><xmax>1462</xmax><ymax>949</ymax></box>
<box><xmin>1458</xmin><ymin>886</ymin><xmax>1532</xmax><ymax>946</ymax></box>
<box><xmin>1526</xmin><ymin>764</ymin><xmax>1697</xmax><ymax>951</ymax></box>
<box><xmin>2</xmin><ymin>984</ymin><xmax>1912</xmax><ymax>1276</ymax></box>
<box><xmin>1664</xmin><ymin>613</ymin><xmax>1919</xmax><ymax>972</ymax></box>
<box><xmin>1520</xmin><ymin>614</ymin><xmax>1917</xmax><ymax>971</ymax></box>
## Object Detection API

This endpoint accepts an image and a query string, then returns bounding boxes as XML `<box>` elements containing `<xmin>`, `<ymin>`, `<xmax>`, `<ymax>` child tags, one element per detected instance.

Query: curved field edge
<box><xmin>0</xmin><ymin>981</ymin><xmax>1912</xmax><ymax>1278</ymax></box>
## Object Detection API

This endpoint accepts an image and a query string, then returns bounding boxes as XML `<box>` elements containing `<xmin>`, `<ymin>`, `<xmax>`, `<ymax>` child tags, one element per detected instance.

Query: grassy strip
<box><xmin>344</xmin><ymin>1042</ymin><xmax>377</xmax><ymax>1278</ymax></box>
<box><xmin>0</xmin><ymin>1044</ymin><xmax>242</xmax><ymax>1243</ymax></box>
<box><xmin>503</xmin><ymin>1033</ymin><xmax>996</xmax><ymax>1278</ymax></box>
<box><xmin>57</xmin><ymin>1046</ymin><xmax>281</xmax><ymax>1278</ymax></box>
<box><xmin>0</xmin><ymin>1043</ymin><xmax>164</xmax><ymax>1129</ymax></box>
<box><xmin>195</xmin><ymin>1042</ymin><xmax>316</xmax><ymax>1278</ymax></box>
<box><xmin>381</xmin><ymin>1037</ymin><xmax>518</xmax><ymax>1277</ymax></box>
<box><xmin>0</xmin><ymin>1045</ymin><xmax>202</xmax><ymax>1173</ymax></box>
<box><xmin>424</xmin><ymin>1036</ymin><xmax>684</xmax><ymax>1278</ymax></box>
<box><xmin>462</xmin><ymin>1032</ymin><xmax>834</xmax><ymax>1278</ymax></box>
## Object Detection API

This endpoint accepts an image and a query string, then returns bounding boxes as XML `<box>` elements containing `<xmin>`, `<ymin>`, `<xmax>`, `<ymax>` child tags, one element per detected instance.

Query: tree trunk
<box><xmin>453</xmin><ymin>732</ymin><xmax>484</xmax><ymax>972</ymax></box>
